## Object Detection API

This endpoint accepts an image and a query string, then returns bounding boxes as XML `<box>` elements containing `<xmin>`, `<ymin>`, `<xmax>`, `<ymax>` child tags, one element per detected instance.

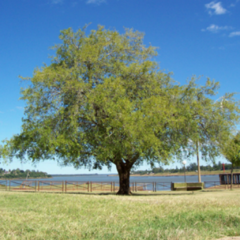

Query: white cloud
<box><xmin>86</xmin><ymin>0</ymin><xmax>106</xmax><ymax>4</ymax></box>
<box><xmin>229</xmin><ymin>31</ymin><xmax>240</xmax><ymax>37</ymax></box>
<box><xmin>205</xmin><ymin>1</ymin><xmax>227</xmax><ymax>15</ymax></box>
<box><xmin>202</xmin><ymin>24</ymin><xmax>232</xmax><ymax>33</ymax></box>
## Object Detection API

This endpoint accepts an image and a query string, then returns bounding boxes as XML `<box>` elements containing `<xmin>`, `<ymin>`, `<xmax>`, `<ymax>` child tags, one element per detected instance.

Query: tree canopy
<box><xmin>180</xmin><ymin>82</ymin><xmax>240</xmax><ymax>182</ymax></box>
<box><xmin>221</xmin><ymin>132</ymin><xmax>240</xmax><ymax>167</ymax></box>
<box><xmin>1</xmin><ymin>26</ymin><xmax>240</xmax><ymax>194</ymax></box>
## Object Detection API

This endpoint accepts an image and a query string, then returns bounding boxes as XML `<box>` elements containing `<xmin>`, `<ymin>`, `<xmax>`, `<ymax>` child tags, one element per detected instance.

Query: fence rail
<box><xmin>155</xmin><ymin>182</ymin><xmax>172</xmax><ymax>191</ymax></box>
<box><xmin>0</xmin><ymin>180</ymin><xmax>7</xmax><ymax>191</ymax></box>
<box><xmin>38</xmin><ymin>181</ymin><xmax>64</xmax><ymax>192</ymax></box>
<box><xmin>9</xmin><ymin>180</ymin><xmax>37</xmax><ymax>191</ymax></box>
<box><xmin>204</xmin><ymin>181</ymin><xmax>240</xmax><ymax>190</ymax></box>
<box><xmin>0</xmin><ymin>180</ymin><xmax>239</xmax><ymax>193</ymax></box>
<box><xmin>65</xmin><ymin>181</ymin><xmax>89</xmax><ymax>192</ymax></box>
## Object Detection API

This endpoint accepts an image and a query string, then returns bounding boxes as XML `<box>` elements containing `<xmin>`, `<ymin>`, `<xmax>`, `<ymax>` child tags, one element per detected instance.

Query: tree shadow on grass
<box><xmin>3</xmin><ymin>190</ymin><xmax>208</xmax><ymax>197</ymax></box>
<box><xmin>4</xmin><ymin>188</ymin><xmax>230</xmax><ymax>196</ymax></box>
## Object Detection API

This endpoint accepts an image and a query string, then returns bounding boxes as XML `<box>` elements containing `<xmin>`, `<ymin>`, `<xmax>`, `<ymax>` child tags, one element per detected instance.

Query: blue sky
<box><xmin>0</xmin><ymin>0</ymin><xmax>240</xmax><ymax>174</ymax></box>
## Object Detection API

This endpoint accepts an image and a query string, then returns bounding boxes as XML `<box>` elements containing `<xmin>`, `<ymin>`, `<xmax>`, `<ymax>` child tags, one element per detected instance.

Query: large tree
<box><xmin>1</xmin><ymin>26</ymin><xmax>239</xmax><ymax>194</ymax></box>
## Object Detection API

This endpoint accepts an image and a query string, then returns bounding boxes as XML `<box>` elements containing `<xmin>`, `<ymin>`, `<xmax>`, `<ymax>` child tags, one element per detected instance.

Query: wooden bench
<box><xmin>171</xmin><ymin>182</ymin><xmax>204</xmax><ymax>191</ymax></box>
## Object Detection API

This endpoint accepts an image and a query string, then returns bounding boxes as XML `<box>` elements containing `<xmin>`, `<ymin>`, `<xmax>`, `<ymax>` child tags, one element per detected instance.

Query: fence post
<box><xmin>152</xmin><ymin>182</ymin><xmax>154</xmax><ymax>192</ymax></box>
<box><xmin>6</xmin><ymin>180</ymin><xmax>7</xmax><ymax>191</ymax></box>
<box><xmin>65</xmin><ymin>181</ymin><xmax>67</xmax><ymax>193</ymax></box>
<box><xmin>35</xmin><ymin>181</ymin><xmax>37</xmax><ymax>192</ymax></box>
<box><xmin>91</xmin><ymin>182</ymin><xmax>92</xmax><ymax>192</ymax></box>
<box><xmin>9</xmin><ymin>180</ymin><xmax>11</xmax><ymax>191</ymax></box>
<box><xmin>62</xmin><ymin>181</ymin><xmax>64</xmax><ymax>193</ymax></box>
<box><xmin>38</xmin><ymin>181</ymin><xmax>40</xmax><ymax>191</ymax></box>
<box><xmin>135</xmin><ymin>182</ymin><xmax>137</xmax><ymax>192</ymax></box>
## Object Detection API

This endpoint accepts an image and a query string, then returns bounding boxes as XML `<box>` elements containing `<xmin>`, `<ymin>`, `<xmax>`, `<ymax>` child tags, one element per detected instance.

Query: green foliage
<box><xmin>1</xmin><ymin>26</ymin><xmax>240</xmax><ymax>175</ymax></box>
<box><xmin>179</xmin><ymin>79</ymin><xmax>240</xmax><ymax>162</ymax></box>
<box><xmin>133</xmin><ymin>161</ymin><xmax>240</xmax><ymax>175</ymax></box>
<box><xmin>0</xmin><ymin>168</ymin><xmax>49</xmax><ymax>179</ymax></box>
<box><xmin>221</xmin><ymin>132</ymin><xmax>240</xmax><ymax>167</ymax></box>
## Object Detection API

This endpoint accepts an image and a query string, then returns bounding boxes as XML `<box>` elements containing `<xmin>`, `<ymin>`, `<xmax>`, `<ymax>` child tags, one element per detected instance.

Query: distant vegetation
<box><xmin>0</xmin><ymin>168</ymin><xmax>50</xmax><ymax>179</ymax></box>
<box><xmin>132</xmin><ymin>162</ymin><xmax>240</xmax><ymax>175</ymax></box>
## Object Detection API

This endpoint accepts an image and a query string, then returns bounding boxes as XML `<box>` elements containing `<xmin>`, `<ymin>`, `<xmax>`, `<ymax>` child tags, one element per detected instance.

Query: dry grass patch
<box><xmin>0</xmin><ymin>190</ymin><xmax>240</xmax><ymax>239</ymax></box>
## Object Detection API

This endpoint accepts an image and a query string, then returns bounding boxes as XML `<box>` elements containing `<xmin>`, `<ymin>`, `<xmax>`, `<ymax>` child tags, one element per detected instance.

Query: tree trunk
<box><xmin>196</xmin><ymin>142</ymin><xmax>201</xmax><ymax>183</ymax></box>
<box><xmin>116</xmin><ymin>161</ymin><xmax>132</xmax><ymax>195</ymax></box>
<box><xmin>231</xmin><ymin>164</ymin><xmax>233</xmax><ymax>190</ymax></box>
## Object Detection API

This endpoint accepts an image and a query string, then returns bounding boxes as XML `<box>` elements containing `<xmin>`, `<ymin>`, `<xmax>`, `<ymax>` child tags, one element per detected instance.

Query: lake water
<box><xmin>0</xmin><ymin>174</ymin><xmax>220</xmax><ymax>191</ymax></box>
<box><xmin>43</xmin><ymin>174</ymin><xmax>219</xmax><ymax>183</ymax></box>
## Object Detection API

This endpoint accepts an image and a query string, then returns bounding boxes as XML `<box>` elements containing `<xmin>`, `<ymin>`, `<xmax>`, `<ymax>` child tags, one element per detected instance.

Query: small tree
<box><xmin>221</xmin><ymin>132</ymin><xmax>240</xmax><ymax>189</ymax></box>
<box><xmin>182</xmin><ymin>80</ymin><xmax>240</xmax><ymax>182</ymax></box>
<box><xmin>1</xmin><ymin>26</ymin><xmax>240</xmax><ymax>194</ymax></box>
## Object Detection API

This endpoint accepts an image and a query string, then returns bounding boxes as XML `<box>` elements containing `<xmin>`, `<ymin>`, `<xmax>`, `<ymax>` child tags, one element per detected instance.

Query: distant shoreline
<box><xmin>0</xmin><ymin>176</ymin><xmax>52</xmax><ymax>180</ymax></box>
<box><xmin>50</xmin><ymin>174</ymin><xmax>98</xmax><ymax>176</ymax></box>
<box><xmin>109</xmin><ymin>170</ymin><xmax>240</xmax><ymax>177</ymax></box>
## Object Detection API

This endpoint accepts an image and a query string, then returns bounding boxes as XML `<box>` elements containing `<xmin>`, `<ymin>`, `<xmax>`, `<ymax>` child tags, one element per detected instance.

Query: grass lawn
<box><xmin>0</xmin><ymin>190</ymin><xmax>240</xmax><ymax>239</ymax></box>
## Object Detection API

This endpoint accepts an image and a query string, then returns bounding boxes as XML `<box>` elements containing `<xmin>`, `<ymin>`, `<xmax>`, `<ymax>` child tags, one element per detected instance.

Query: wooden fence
<box><xmin>0</xmin><ymin>180</ymin><xmax>238</xmax><ymax>192</ymax></box>
<box><xmin>204</xmin><ymin>181</ymin><xmax>240</xmax><ymax>190</ymax></box>
<box><xmin>1</xmin><ymin>180</ymin><xmax>164</xmax><ymax>192</ymax></box>
<box><xmin>0</xmin><ymin>180</ymin><xmax>7</xmax><ymax>191</ymax></box>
